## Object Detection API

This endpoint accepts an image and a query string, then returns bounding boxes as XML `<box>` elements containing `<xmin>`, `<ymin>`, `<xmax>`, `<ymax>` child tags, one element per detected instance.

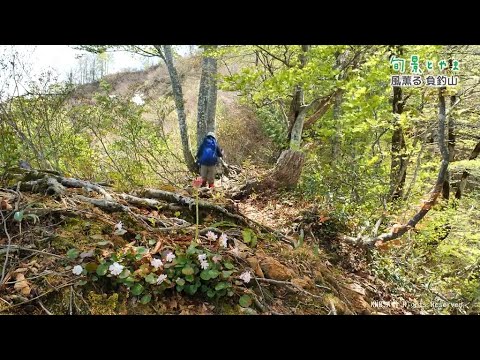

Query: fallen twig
<box><xmin>0</xmin><ymin>245</ymin><xmax>70</xmax><ymax>260</ymax></box>
<box><xmin>38</xmin><ymin>299</ymin><xmax>53</xmax><ymax>315</ymax></box>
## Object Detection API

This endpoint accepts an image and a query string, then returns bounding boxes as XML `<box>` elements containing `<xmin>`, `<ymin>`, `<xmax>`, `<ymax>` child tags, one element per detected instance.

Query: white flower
<box><xmin>239</xmin><ymin>271</ymin><xmax>252</xmax><ymax>284</ymax></box>
<box><xmin>72</xmin><ymin>265</ymin><xmax>83</xmax><ymax>276</ymax></box>
<box><xmin>198</xmin><ymin>253</ymin><xmax>207</xmax><ymax>262</ymax></box>
<box><xmin>114</xmin><ymin>221</ymin><xmax>127</xmax><ymax>235</ymax></box>
<box><xmin>219</xmin><ymin>233</ymin><xmax>228</xmax><ymax>248</ymax></box>
<box><xmin>131</xmin><ymin>93</ymin><xmax>145</xmax><ymax>106</ymax></box>
<box><xmin>206</xmin><ymin>231</ymin><xmax>218</xmax><ymax>241</ymax></box>
<box><xmin>200</xmin><ymin>260</ymin><xmax>209</xmax><ymax>270</ymax></box>
<box><xmin>166</xmin><ymin>252</ymin><xmax>176</xmax><ymax>262</ymax></box>
<box><xmin>157</xmin><ymin>274</ymin><xmax>168</xmax><ymax>284</ymax></box>
<box><xmin>109</xmin><ymin>262</ymin><xmax>124</xmax><ymax>276</ymax></box>
<box><xmin>151</xmin><ymin>258</ymin><xmax>163</xmax><ymax>269</ymax></box>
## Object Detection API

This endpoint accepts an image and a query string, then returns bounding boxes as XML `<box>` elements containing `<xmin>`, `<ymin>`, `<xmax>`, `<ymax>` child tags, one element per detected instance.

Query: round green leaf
<box><xmin>119</xmin><ymin>269</ymin><xmax>131</xmax><ymax>279</ymax></box>
<box><xmin>185</xmin><ymin>274</ymin><xmax>195</xmax><ymax>282</ymax></box>
<box><xmin>140</xmin><ymin>294</ymin><xmax>152</xmax><ymax>304</ymax></box>
<box><xmin>136</xmin><ymin>247</ymin><xmax>148</xmax><ymax>255</ymax></box>
<box><xmin>145</xmin><ymin>273</ymin><xmax>157</xmax><ymax>284</ymax></box>
<box><xmin>124</xmin><ymin>276</ymin><xmax>135</xmax><ymax>287</ymax></box>
<box><xmin>13</xmin><ymin>211</ymin><xmax>24</xmax><ymax>222</ymax></box>
<box><xmin>207</xmin><ymin>290</ymin><xmax>215</xmax><ymax>298</ymax></box>
<box><xmin>176</xmin><ymin>256</ymin><xmax>187</xmax><ymax>265</ymax></box>
<box><xmin>96</xmin><ymin>263</ymin><xmax>109</xmax><ymax>276</ymax></box>
<box><xmin>186</xmin><ymin>243</ymin><xmax>197</xmax><ymax>255</ymax></box>
<box><xmin>66</xmin><ymin>248</ymin><xmax>80</xmax><ymax>259</ymax></box>
<box><xmin>182</xmin><ymin>266</ymin><xmax>194</xmax><ymax>276</ymax></box>
<box><xmin>224</xmin><ymin>262</ymin><xmax>234</xmax><ymax>270</ymax></box>
<box><xmin>222</xmin><ymin>270</ymin><xmax>234</xmax><ymax>279</ymax></box>
<box><xmin>239</xmin><ymin>295</ymin><xmax>252</xmax><ymax>308</ymax></box>
<box><xmin>200</xmin><ymin>270</ymin><xmax>211</xmax><ymax>281</ymax></box>
<box><xmin>131</xmin><ymin>283</ymin><xmax>144</xmax><ymax>296</ymax></box>
<box><xmin>214</xmin><ymin>282</ymin><xmax>228</xmax><ymax>291</ymax></box>
<box><xmin>207</xmin><ymin>270</ymin><xmax>220</xmax><ymax>279</ymax></box>
<box><xmin>242</xmin><ymin>229</ymin><xmax>252</xmax><ymax>244</ymax></box>
<box><xmin>176</xmin><ymin>278</ymin><xmax>186</xmax><ymax>286</ymax></box>
<box><xmin>184</xmin><ymin>284</ymin><xmax>198</xmax><ymax>295</ymax></box>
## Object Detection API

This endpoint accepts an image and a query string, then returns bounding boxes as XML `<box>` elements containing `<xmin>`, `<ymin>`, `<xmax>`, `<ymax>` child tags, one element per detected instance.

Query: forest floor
<box><xmin>0</xmin><ymin>170</ymin><xmax>421</xmax><ymax>315</ymax></box>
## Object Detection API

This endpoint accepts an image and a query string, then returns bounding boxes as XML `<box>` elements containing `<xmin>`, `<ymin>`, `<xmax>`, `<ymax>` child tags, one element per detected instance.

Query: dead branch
<box><xmin>118</xmin><ymin>193</ymin><xmax>163</xmax><ymax>208</ymax></box>
<box><xmin>18</xmin><ymin>173</ymin><xmax>112</xmax><ymax>200</ymax></box>
<box><xmin>60</xmin><ymin>178</ymin><xmax>112</xmax><ymax>200</ymax></box>
<box><xmin>140</xmin><ymin>188</ymin><xmax>248</xmax><ymax>224</ymax></box>
<box><xmin>38</xmin><ymin>299</ymin><xmax>53</xmax><ymax>315</ymax></box>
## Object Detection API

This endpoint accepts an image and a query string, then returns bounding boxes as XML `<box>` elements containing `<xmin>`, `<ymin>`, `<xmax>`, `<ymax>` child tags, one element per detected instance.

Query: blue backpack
<box><xmin>198</xmin><ymin>136</ymin><xmax>218</xmax><ymax>166</ymax></box>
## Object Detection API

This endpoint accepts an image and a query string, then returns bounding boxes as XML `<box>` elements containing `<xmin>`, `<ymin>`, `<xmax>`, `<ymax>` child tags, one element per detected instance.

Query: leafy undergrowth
<box><xmin>0</xmin><ymin>183</ymin><xmax>452</xmax><ymax>315</ymax></box>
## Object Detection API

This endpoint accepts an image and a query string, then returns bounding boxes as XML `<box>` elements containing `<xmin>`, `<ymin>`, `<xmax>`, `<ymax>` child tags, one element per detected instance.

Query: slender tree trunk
<box><xmin>390</xmin><ymin>86</ymin><xmax>407</xmax><ymax>201</ymax></box>
<box><xmin>197</xmin><ymin>50</ymin><xmax>218</xmax><ymax>148</ymax></box>
<box><xmin>206</xmin><ymin>56</ymin><xmax>217</xmax><ymax>134</ymax></box>
<box><xmin>442</xmin><ymin>93</ymin><xmax>456</xmax><ymax>199</ymax></box>
<box><xmin>197</xmin><ymin>57</ymin><xmax>209</xmax><ymax>147</ymax></box>
<box><xmin>289</xmin><ymin>45</ymin><xmax>310</xmax><ymax>150</ymax></box>
<box><xmin>455</xmin><ymin>140</ymin><xmax>480</xmax><ymax>200</ymax></box>
<box><xmin>389</xmin><ymin>46</ymin><xmax>407</xmax><ymax>201</ymax></box>
<box><xmin>156</xmin><ymin>45</ymin><xmax>197</xmax><ymax>173</ymax></box>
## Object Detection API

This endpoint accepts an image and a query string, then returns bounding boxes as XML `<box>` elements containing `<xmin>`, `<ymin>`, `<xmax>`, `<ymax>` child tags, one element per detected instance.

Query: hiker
<box><xmin>196</xmin><ymin>132</ymin><xmax>223</xmax><ymax>188</ymax></box>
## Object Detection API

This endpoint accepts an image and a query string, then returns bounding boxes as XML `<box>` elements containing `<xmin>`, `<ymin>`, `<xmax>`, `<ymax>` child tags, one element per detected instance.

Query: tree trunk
<box><xmin>442</xmin><ymin>93</ymin><xmax>456</xmax><ymax>199</ymax></box>
<box><xmin>206</xmin><ymin>56</ymin><xmax>218</xmax><ymax>135</ymax></box>
<box><xmin>157</xmin><ymin>45</ymin><xmax>197</xmax><ymax>173</ymax></box>
<box><xmin>233</xmin><ymin>149</ymin><xmax>306</xmax><ymax>199</ymax></box>
<box><xmin>197</xmin><ymin>57</ymin><xmax>209</xmax><ymax>147</ymax></box>
<box><xmin>455</xmin><ymin>140</ymin><xmax>480</xmax><ymax>200</ymax></box>
<box><xmin>197</xmin><ymin>52</ymin><xmax>218</xmax><ymax>148</ymax></box>
<box><xmin>288</xmin><ymin>45</ymin><xmax>310</xmax><ymax>150</ymax></box>
<box><xmin>270</xmin><ymin>149</ymin><xmax>306</xmax><ymax>189</ymax></box>
<box><xmin>289</xmin><ymin>104</ymin><xmax>307</xmax><ymax>149</ymax></box>
<box><xmin>389</xmin><ymin>46</ymin><xmax>407</xmax><ymax>201</ymax></box>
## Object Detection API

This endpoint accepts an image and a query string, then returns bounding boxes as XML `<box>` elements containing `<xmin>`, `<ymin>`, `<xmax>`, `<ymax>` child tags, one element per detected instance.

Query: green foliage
<box><xmin>242</xmin><ymin>228</ymin><xmax>257</xmax><ymax>248</ymax></box>
<box><xmin>239</xmin><ymin>294</ymin><xmax>252</xmax><ymax>308</ymax></box>
<box><xmin>73</xmin><ymin>238</ymin><xmax>249</xmax><ymax>305</ymax></box>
